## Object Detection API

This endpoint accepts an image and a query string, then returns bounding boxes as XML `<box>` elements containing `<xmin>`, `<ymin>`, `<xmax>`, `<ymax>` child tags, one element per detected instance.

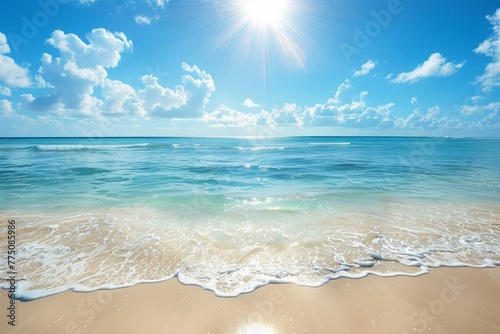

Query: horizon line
<box><xmin>0</xmin><ymin>135</ymin><xmax>498</xmax><ymax>139</ymax></box>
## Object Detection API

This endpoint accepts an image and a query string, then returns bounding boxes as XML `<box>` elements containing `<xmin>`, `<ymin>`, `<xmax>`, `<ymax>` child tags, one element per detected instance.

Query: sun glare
<box><xmin>237</xmin><ymin>323</ymin><xmax>277</xmax><ymax>334</ymax></box>
<box><xmin>211</xmin><ymin>0</ymin><xmax>306</xmax><ymax>71</ymax></box>
<box><xmin>242</xmin><ymin>0</ymin><xmax>288</xmax><ymax>26</ymax></box>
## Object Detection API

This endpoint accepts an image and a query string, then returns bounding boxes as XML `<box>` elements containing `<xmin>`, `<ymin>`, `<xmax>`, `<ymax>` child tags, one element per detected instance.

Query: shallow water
<box><xmin>1</xmin><ymin>137</ymin><xmax>499</xmax><ymax>298</ymax></box>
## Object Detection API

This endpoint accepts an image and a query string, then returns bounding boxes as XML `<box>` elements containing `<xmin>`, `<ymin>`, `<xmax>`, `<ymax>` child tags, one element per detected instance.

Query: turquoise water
<box><xmin>1</xmin><ymin>137</ymin><xmax>499</xmax><ymax>298</ymax></box>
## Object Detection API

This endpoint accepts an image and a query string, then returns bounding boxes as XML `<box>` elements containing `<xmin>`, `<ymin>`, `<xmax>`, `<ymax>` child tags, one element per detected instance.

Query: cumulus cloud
<box><xmin>353</xmin><ymin>60</ymin><xmax>376</xmax><ymax>77</ymax></box>
<box><xmin>177</xmin><ymin>62</ymin><xmax>216</xmax><ymax>116</ymax></box>
<box><xmin>0</xmin><ymin>86</ymin><xmax>11</xmax><ymax>96</ymax></box>
<box><xmin>2</xmin><ymin>23</ymin><xmax>495</xmax><ymax>134</ymax></box>
<box><xmin>474</xmin><ymin>8</ymin><xmax>500</xmax><ymax>92</ymax></box>
<box><xmin>19</xmin><ymin>29</ymin><xmax>213</xmax><ymax>119</ymax></box>
<box><xmin>461</xmin><ymin>102</ymin><xmax>500</xmax><ymax>115</ymax></box>
<box><xmin>0</xmin><ymin>33</ymin><xmax>31</xmax><ymax>88</ymax></box>
<box><xmin>0</xmin><ymin>33</ymin><xmax>10</xmax><ymax>55</ymax></box>
<box><xmin>356</xmin><ymin>103</ymin><xmax>396</xmax><ymax>128</ymax></box>
<box><xmin>0</xmin><ymin>99</ymin><xmax>13</xmax><ymax>115</ymax></box>
<box><xmin>101</xmin><ymin>79</ymin><xmax>144</xmax><ymax>116</ymax></box>
<box><xmin>46</xmin><ymin>29</ymin><xmax>132</xmax><ymax>68</ymax></box>
<box><xmin>302</xmin><ymin>83</ymin><xmax>396</xmax><ymax>129</ymax></box>
<box><xmin>401</xmin><ymin>106</ymin><xmax>444</xmax><ymax>129</ymax></box>
<box><xmin>205</xmin><ymin>81</ymin><xmax>399</xmax><ymax>130</ymax></box>
<box><xmin>327</xmin><ymin>79</ymin><xmax>353</xmax><ymax>104</ymax></box>
<box><xmin>204</xmin><ymin>105</ymin><xmax>261</xmax><ymax>127</ymax></box>
<box><xmin>243</xmin><ymin>98</ymin><xmax>261</xmax><ymax>108</ymax></box>
<box><xmin>268</xmin><ymin>103</ymin><xmax>303</xmax><ymax>126</ymax></box>
<box><xmin>137</xmin><ymin>75</ymin><xmax>186</xmax><ymax>115</ymax></box>
<box><xmin>392</xmin><ymin>53</ymin><xmax>465</xmax><ymax>84</ymax></box>
<box><xmin>203</xmin><ymin>79</ymin><xmax>494</xmax><ymax>132</ymax></box>
<box><xmin>471</xmin><ymin>108</ymin><xmax>500</xmax><ymax>129</ymax></box>
<box><xmin>26</xmin><ymin>29</ymin><xmax>133</xmax><ymax>116</ymax></box>
<box><xmin>204</xmin><ymin>103</ymin><xmax>304</xmax><ymax>128</ymax></box>
<box><xmin>134</xmin><ymin>63</ymin><xmax>215</xmax><ymax>118</ymax></box>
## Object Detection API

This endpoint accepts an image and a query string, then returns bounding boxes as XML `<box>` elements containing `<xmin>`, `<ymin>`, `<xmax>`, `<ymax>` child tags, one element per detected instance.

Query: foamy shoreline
<box><xmin>1</xmin><ymin>203</ymin><xmax>499</xmax><ymax>301</ymax></box>
<box><xmin>1</xmin><ymin>267</ymin><xmax>500</xmax><ymax>333</ymax></box>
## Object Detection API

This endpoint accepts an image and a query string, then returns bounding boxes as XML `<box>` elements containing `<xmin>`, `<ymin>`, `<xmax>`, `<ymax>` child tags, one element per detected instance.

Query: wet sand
<box><xmin>1</xmin><ymin>267</ymin><xmax>500</xmax><ymax>333</ymax></box>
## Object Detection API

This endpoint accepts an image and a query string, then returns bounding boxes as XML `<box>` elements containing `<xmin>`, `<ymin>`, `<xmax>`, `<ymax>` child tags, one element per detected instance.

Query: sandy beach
<box><xmin>1</xmin><ymin>267</ymin><xmax>499</xmax><ymax>334</ymax></box>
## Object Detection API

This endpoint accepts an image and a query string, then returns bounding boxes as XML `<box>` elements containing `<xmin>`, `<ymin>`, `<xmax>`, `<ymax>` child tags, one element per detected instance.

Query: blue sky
<box><xmin>0</xmin><ymin>0</ymin><xmax>499</xmax><ymax>137</ymax></box>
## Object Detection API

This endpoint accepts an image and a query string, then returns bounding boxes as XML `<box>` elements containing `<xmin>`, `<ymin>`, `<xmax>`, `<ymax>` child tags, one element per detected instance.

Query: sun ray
<box><xmin>242</xmin><ymin>0</ymin><xmax>288</xmax><ymax>27</ymax></box>
<box><xmin>200</xmin><ymin>0</ymin><xmax>314</xmax><ymax>109</ymax></box>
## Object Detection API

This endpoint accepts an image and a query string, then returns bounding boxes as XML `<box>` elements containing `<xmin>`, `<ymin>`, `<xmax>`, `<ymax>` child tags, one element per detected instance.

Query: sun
<box><xmin>241</xmin><ymin>0</ymin><xmax>288</xmax><ymax>26</ymax></box>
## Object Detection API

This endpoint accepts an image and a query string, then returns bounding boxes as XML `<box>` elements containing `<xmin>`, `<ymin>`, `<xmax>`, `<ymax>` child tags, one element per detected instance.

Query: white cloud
<box><xmin>399</xmin><ymin>105</ymin><xmax>468</xmax><ymax>132</ymax></box>
<box><xmin>0</xmin><ymin>99</ymin><xmax>13</xmax><ymax>115</ymax></box>
<box><xmin>206</xmin><ymin>81</ymin><xmax>398</xmax><ymax>129</ymax></box>
<box><xmin>0</xmin><ymin>33</ymin><xmax>9</xmax><ymax>54</ymax></box>
<box><xmin>353</xmin><ymin>60</ymin><xmax>376</xmax><ymax>77</ymax></box>
<box><xmin>327</xmin><ymin>79</ymin><xmax>353</xmax><ymax>104</ymax></box>
<box><xmin>475</xmin><ymin>109</ymin><xmax>500</xmax><ymax>129</ymax></box>
<box><xmin>23</xmin><ymin>28</ymin><xmax>213</xmax><ymax>119</ymax></box>
<box><xmin>356</xmin><ymin>103</ymin><xmax>396</xmax><ymax>128</ymax></box>
<box><xmin>65</xmin><ymin>0</ymin><xmax>97</xmax><ymax>5</ymax></box>
<box><xmin>20</xmin><ymin>93</ymin><xmax>35</xmax><ymax>104</ymax></box>
<box><xmin>474</xmin><ymin>8</ymin><xmax>500</xmax><ymax>92</ymax></box>
<box><xmin>102</xmin><ymin>79</ymin><xmax>145</xmax><ymax>116</ymax></box>
<box><xmin>46</xmin><ymin>29</ymin><xmax>132</xmax><ymax>68</ymax></box>
<box><xmin>269</xmin><ymin>103</ymin><xmax>303</xmax><ymax>126</ymax></box>
<box><xmin>243</xmin><ymin>98</ymin><xmax>261</xmax><ymax>108</ymax></box>
<box><xmin>302</xmin><ymin>83</ymin><xmax>396</xmax><ymax>129</ymax></box>
<box><xmin>137</xmin><ymin>75</ymin><xmax>186</xmax><ymax>114</ymax></box>
<box><xmin>470</xmin><ymin>95</ymin><xmax>483</xmax><ymax>103</ymax></box>
<box><xmin>73</xmin><ymin>0</ymin><xmax>169</xmax><ymax>8</ymax></box>
<box><xmin>204</xmin><ymin>105</ymin><xmax>261</xmax><ymax>127</ymax></box>
<box><xmin>135</xmin><ymin>14</ymin><xmax>151</xmax><ymax>25</ymax></box>
<box><xmin>392</xmin><ymin>53</ymin><xmax>465</xmax><ymax>84</ymax></box>
<box><xmin>135</xmin><ymin>14</ymin><xmax>153</xmax><ymax>25</ymax></box>
<box><xmin>27</xmin><ymin>29</ymin><xmax>133</xmax><ymax>116</ymax></box>
<box><xmin>461</xmin><ymin>102</ymin><xmax>500</xmax><ymax>115</ymax></box>
<box><xmin>204</xmin><ymin>102</ymin><xmax>304</xmax><ymax>128</ymax></box>
<box><xmin>137</xmin><ymin>63</ymin><xmax>215</xmax><ymax>118</ymax></box>
<box><xmin>0</xmin><ymin>86</ymin><xmax>11</xmax><ymax>96</ymax></box>
<box><xmin>301</xmin><ymin>82</ymin><xmax>491</xmax><ymax>132</ymax></box>
<box><xmin>0</xmin><ymin>33</ymin><xmax>31</xmax><ymax>88</ymax></box>
<box><xmin>411</xmin><ymin>97</ymin><xmax>418</xmax><ymax>104</ymax></box>
<box><xmin>147</xmin><ymin>0</ymin><xmax>168</xmax><ymax>9</ymax></box>
<box><xmin>401</xmin><ymin>106</ymin><xmax>444</xmax><ymax>129</ymax></box>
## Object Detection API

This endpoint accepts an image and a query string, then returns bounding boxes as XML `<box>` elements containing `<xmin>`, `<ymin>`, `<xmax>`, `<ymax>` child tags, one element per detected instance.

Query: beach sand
<box><xmin>1</xmin><ymin>267</ymin><xmax>499</xmax><ymax>334</ymax></box>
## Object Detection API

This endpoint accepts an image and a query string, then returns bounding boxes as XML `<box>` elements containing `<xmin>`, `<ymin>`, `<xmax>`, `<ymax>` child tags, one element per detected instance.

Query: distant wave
<box><xmin>235</xmin><ymin>146</ymin><xmax>285</xmax><ymax>152</ymax></box>
<box><xmin>309</xmin><ymin>142</ymin><xmax>351</xmax><ymax>146</ymax></box>
<box><xmin>171</xmin><ymin>144</ymin><xmax>286</xmax><ymax>151</ymax></box>
<box><xmin>36</xmin><ymin>143</ymin><xmax>150</xmax><ymax>151</ymax></box>
<box><xmin>172</xmin><ymin>143</ymin><xmax>203</xmax><ymax>149</ymax></box>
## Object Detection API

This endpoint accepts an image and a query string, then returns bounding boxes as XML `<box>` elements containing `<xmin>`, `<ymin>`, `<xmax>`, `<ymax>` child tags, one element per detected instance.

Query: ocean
<box><xmin>0</xmin><ymin>136</ymin><xmax>499</xmax><ymax>299</ymax></box>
